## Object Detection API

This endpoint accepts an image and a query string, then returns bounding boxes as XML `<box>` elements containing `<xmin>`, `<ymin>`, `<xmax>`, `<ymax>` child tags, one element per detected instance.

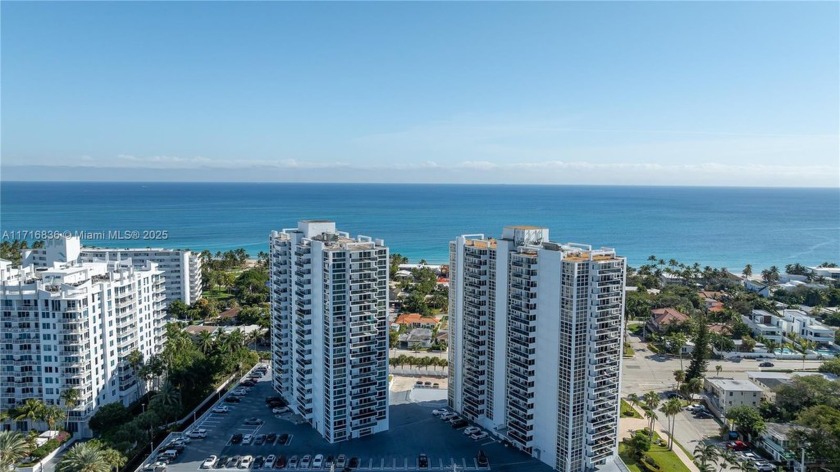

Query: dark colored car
<box><xmin>231</xmin><ymin>433</ymin><xmax>243</xmax><ymax>444</ymax></box>
<box><xmin>224</xmin><ymin>396</ymin><xmax>241</xmax><ymax>403</ymax></box>
<box><xmin>477</xmin><ymin>450</ymin><xmax>489</xmax><ymax>467</ymax></box>
<box><xmin>227</xmin><ymin>456</ymin><xmax>240</xmax><ymax>468</ymax></box>
<box><xmin>277</xmin><ymin>456</ymin><xmax>286</xmax><ymax>469</ymax></box>
<box><xmin>254</xmin><ymin>456</ymin><xmax>265</xmax><ymax>469</ymax></box>
<box><xmin>451</xmin><ymin>418</ymin><xmax>469</xmax><ymax>429</ymax></box>
<box><xmin>241</xmin><ymin>380</ymin><xmax>257</xmax><ymax>387</ymax></box>
<box><xmin>244</xmin><ymin>417</ymin><xmax>264</xmax><ymax>425</ymax></box>
<box><xmin>695</xmin><ymin>412</ymin><xmax>713</xmax><ymax>419</ymax></box>
<box><xmin>349</xmin><ymin>457</ymin><xmax>360</xmax><ymax>469</ymax></box>
<box><xmin>759</xmin><ymin>362</ymin><xmax>775</xmax><ymax>368</ymax></box>
<box><xmin>254</xmin><ymin>434</ymin><xmax>266</xmax><ymax>445</ymax></box>
<box><xmin>266</xmin><ymin>433</ymin><xmax>277</xmax><ymax>444</ymax></box>
<box><xmin>325</xmin><ymin>456</ymin><xmax>333</xmax><ymax>468</ymax></box>
<box><xmin>278</xmin><ymin>434</ymin><xmax>289</xmax><ymax>445</ymax></box>
<box><xmin>215</xmin><ymin>456</ymin><xmax>229</xmax><ymax>469</ymax></box>
<box><xmin>418</xmin><ymin>454</ymin><xmax>429</xmax><ymax>468</ymax></box>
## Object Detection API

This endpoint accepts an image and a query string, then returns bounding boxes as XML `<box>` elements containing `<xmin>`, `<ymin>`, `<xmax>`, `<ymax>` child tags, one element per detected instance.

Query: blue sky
<box><xmin>1</xmin><ymin>2</ymin><xmax>838</xmax><ymax>186</ymax></box>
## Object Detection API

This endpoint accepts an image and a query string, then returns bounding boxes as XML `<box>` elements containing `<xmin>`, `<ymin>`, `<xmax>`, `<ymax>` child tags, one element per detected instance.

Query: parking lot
<box><xmin>146</xmin><ymin>365</ymin><xmax>553</xmax><ymax>472</ymax></box>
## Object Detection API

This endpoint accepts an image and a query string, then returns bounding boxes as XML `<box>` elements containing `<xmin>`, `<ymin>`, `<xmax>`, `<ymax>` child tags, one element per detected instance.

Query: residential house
<box><xmin>645</xmin><ymin>308</ymin><xmax>690</xmax><ymax>336</ymax></box>
<box><xmin>399</xmin><ymin>328</ymin><xmax>433</xmax><ymax>349</ymax></box>
<box><xmin>744</xmin><ymin>279</ymin><xmax>771</xmax><ymax>297</ymax></box>
<box><xmin>742</xmin><ymin>310</ymin><xmax>784</xmax><ymax>344</ymax></box>
<box><xmin>394</xmin><ymin>313</ymin><xmax>438</xmax><ymax>330</ymax></box>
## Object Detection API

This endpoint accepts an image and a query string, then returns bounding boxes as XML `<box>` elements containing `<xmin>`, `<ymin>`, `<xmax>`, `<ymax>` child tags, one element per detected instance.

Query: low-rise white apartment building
<box><xmin>0</xmin><ymin>257</ymin><xmax>166</xmax><ymax>437</ymax></box>
<box><xmin>22</xmin><ymin>237</ymin><xmax>202</xmax><ymax>305</ymax></box>
<box><xmin>449</xmin><ymin>226</ymin><xmax>625</xmax><ymax>472</ymax></box>
<box><xmin>703</xmin><ymin>378</ymin><xmax>762</xmax><ymax>419</ymax></box>
<box><xmin>270</xmin><ymin>221</ymin><xmax>389</xmax><ymax>443</ymax></box>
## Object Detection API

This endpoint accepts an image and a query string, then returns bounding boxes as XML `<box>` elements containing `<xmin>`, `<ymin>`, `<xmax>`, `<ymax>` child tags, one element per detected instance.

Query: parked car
<box><xmin>254</xmin><ymin>434</ymin><xmax>266</xmax><ymax>446</ymax></box>
<box><xmin>212</xmin><ymin>405</ymin><xmax>230</xmax><ymax>414</ymax></box>
<box><xmin>348</xmin><ymin>457</ymin><xmax>360</xmax><ymax>469</ymax></box>
<box><xmin>264</xmin><ymin>455</ymin><xmax>276</xmax><ymax>469</ymax></box>
<box><xmin>476</xmin><ymin>450</ymin><xmax>489</xmax><ymax>467</ymax></box>
<box><xmin>451</xmin><ymin>418</ymin><xmax>469</xmax><ymax>429</ymax></box>
<box><xmin>300</xmin><ymin>455</ymin><xmax>311</xmax><ymax>468</ymax></box>
<box><xmin>228</xmin><ymin>456</ymin><xmax>241</xmax><ymax>468</ymax></box>
<box><xmin>695</xmin><ymin>412</ymin><xmax>713</xmax><ymax>419</ymax></box>
<box><xmin>277</xmin><ymin>456</ymin><xmax>287</xmax><ymax>469</ymax></box>
<box><xmin>224</xmin><ymin>396</ymin><xmax>241</xmax><ymax>403</ymax></box>
<box><xmin>440</xmin><ymin>412</ymin><xmax>457</xmax><ymax>421</ymax></box>
<box><xmin>727</xmin><ymin>440</ymin><xmax>748</xmax><ymax>451</ymax></box>
<box><xmin>253</xmin><ymin>456</ymin><xmax>264</xmax><ymax>469</ymax></box>
<box><xmin>241</xmin><ymin>380</ymin><xmax>257</xmax><ymax>387</ymax></box>
<box><xmin>464</xmin><ymin>426</ymin><xmax>481</xmax><ymax>436</ymax></box>
<box><xmin>278</xmin><ymin>433</ymin><xmax>290</xmax><ymax>446</ymax></box>
<box><xmin>188</xmin><ymin>429</ymin><xmax>208</xmax><ymax>439</ymax></box>
<box><xmin>201</xmin><ymin>456</ymin><xmax>219</xmax><ymax>469</ymax></box>
<box><xmin>265</xmin><ymin>396</ymin><xmax>284</xmax><ymax>404</ymax></box>
<box><xmin>242</xmin><ymin>434</ymin><xmax>253</xmax><ymax>445</ymax></box>
<box><xmin>231</xmin><ymin>433</ymin><xmax>243</xmax><ymax>444</ymax></box>
<box><xmin>232</xmin><ymin>389</ymin><xmax>249</xmax><ymax>396</ymax></box>
<box><xmin>238</xmin><ymin>455</ymin><xmax>253</xmax><ymax>469</ymax></box>
<box><xmin>288</xmin><ymin>456</ymin><xmax>298</xmax><ymax>469</ymax></box>
<box><xmin>335</xmin><ymin>455</ymin><xmax>346</xmax><ymax>469</ymax></box>
<box><xmin>244</xmin><ymin>417</ymin><xmax>264</xmax><ymax>425</ymax></box>
<box><xmin>471</xmin><ymin>431</ymin><xmax>489</xmax><ymax>440</ymax></box>
<box><xmin>432</xmin><ymin>408</ymin><xmax>448</xmax><ymax>416</ymax></box>
<box><xmin>266</xmin><ymin>433</ymin><xmax>277</xmax><ymax>444</ymax></box>
<box><xmin>759</xmin><ymin>362</ymin><xmax>775</xmax><ymax>368</ymax></box>
<box><xmin>273</xmin><ymin>407</ymin><xmax>290</xmax><ymax>414</ymax></box>
<box><xmin>324</xmin><ymin>456</ymin><xmax>334</xmax><ymax>468</ymax></box>
<box><xmin>418</xmin><ymin>454</ymin><xmax>429</xmax><ymax>468</ymax></box>
<box><xmin>312</xmin><ymin>454</ymin><xmax>324</xmax><ymax>468</ymax></box>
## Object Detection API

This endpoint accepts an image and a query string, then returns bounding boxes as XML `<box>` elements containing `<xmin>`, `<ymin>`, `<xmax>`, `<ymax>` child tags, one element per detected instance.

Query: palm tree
<box><xmin>671</xmin><ymin>333</ymin><xmax>687</xmax><ymax>370</ymax></box>
<box><xmin>57</xmin><ymin>442</ymin><xmax>110</xmax><ymax>472</ymax></box>
<box><xmin>627</xmin><ymin>393</ymin><xmax>641</xmax><ymax>410</ymax></box>
<box><xmin>197</xmin><ymin>331</ymin><xmax>214</xmax><ymax>354</ymax></box>
<box><xmin>742</xmin><ymin>264</ymin><xmax>752</xmax><ymax>279</ymax></box>
<box><xmin>764</xmin><ymin>339</ymin><xmax>778</xmax><ymax>355</ymax></box>
<box><xmin>715</xmin><ymin>365</ymin><xmax>723</xmax><ymax>377</ymax></box>
<box><xmin>693</xmin><ymin>442</ymin><xmax>719</xmax><ymax>469</ymax></box>
<box><xmin>90</xmin><ymin>440</ymin><xmax>126</xmax><ymax>472</ymax></box>
<box><xmin>717</xmin><ymin>449</ymin><xmax>739</xmax><ymax>472</ymax></box>
<box><xmin>42</xmin><ymin>404</ymin><xmax>66</xmax><ymax>432</ymax></box>
<box><xmin>14</xmin><ymin>398</ymin><xmax>46</xmax><ymax>431</ymax></box>
<box><xmin>0</xmin><ymin>431</ymin><xmax>32</xmax><ymax>471</ymax></box>
<box><xmin>642</xmin><ymin>391</ymin><xmax>660</xmax><ymax>440</ymax></box>
<box><xmin>60</xmin><ymin>388</ymin><xmax>81</xmax><ymax>430</ymax></box>
<box><xmin>673</xmin><ymin>370</ymin><xmax>685</xmax><ymax>392</ymax></box>
<box><xmin>801</xmin><ymin>339</ymin><xmax>815</xmax><ymax>369</ymax></box>
<box><xmin>659</xmin><ymin>398</ymin><xmax>682</xmax><ymax>450</ymax></box>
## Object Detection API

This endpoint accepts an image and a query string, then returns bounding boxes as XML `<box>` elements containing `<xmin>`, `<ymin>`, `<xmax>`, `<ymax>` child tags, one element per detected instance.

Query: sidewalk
<box><xmin>619</xmin><ymin>405</ymin><xmax>700</xmax><ymax>472</ymax></box>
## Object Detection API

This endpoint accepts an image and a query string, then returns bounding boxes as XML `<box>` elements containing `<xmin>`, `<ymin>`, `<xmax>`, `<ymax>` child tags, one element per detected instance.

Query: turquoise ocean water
<box><xmin>0</xmin><ymin>182</ymin><xmax>837</xmax><ymax>271</ymax></box>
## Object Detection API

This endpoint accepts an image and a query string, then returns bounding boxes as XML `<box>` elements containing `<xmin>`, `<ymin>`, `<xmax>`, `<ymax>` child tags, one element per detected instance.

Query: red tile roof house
<box><xmin>393</xmin><ymin>313</ymin><xmax>438</xmax><ymax>329</ymax></box>
<box><xmin>645</xmin><ymin>308</ymin><xmax>690</xmax><ymax>337</ymax></box>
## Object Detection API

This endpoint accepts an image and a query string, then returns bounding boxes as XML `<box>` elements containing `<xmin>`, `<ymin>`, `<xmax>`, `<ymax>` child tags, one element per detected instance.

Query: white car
<box><xmin>272</xmin><ymin>407</ymin><xmax>290</xmax><ymax>414</ymax></box>
<box><xmin>471</xmin><ymin>431</ymin><xmax>488</xmax><ymax>440</ymax></box>
<box><xmin>432</xmin><ymin>409</ymin><xmax>449</xmax><ymax>416</ymax></box>
<box><xmin>232</xmin><ymin>389</ymin><xmax>249</xmax><ymax>396</ymax></box>
<box><xmin>463</xmin><ymin>426</ymin><xmax>481</xmax><ymax>436</ymax></box>
<box><xmin>212</xmin><ymin>406</ymin><xmax>229</xmax><ymax>414</ymax></box>
<box><xmin>264</xmin><ymin>455</ymin><xmax>276</xmax><ymax>469</ymax></box>
<box><xmin>188</xmin><ymin>429</ymin><xmax>207</xmax><ymax>439</ymax></box>
<box><xmin>201</xmin><ymin>456</ymin><xmax>217</xmax><ymax>469</ymax></box>
<box><xmin>242</xmin><ymin>434</ymin><xmax>253</xmax><ymax>445</ymax></box>
<box><xmin>312</xmin><ymin>454</ymin><xmax>324</xmax><ymax>468</ymax></box>
<box><xmin>300</xmin><ymin>455</ymin><xmax>311</xmax><ymax>468</ymax></box>
<box><xmin>440</xmin><ymin>412</ymin><xmax>457</xmax><ymax>421</ymax></box>
<box><xmin>238</xmin><ymin>456</ymin><xmax>253</xmax><ymax>469</ymax></box>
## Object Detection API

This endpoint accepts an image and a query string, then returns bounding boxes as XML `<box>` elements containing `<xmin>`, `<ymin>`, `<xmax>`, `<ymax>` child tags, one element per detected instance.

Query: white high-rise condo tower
<box><xmin>0</xmin><ymin>255</ymin><xmax>166</xmax><ymax>438</ymax></box>
<box><xmin>269</xmin><ymin>221</ymin><xmax>389</xmax><ymax>443</ymax></box>
<box><xmin>448</xmin><ymin>226</ymin><xmax>625</xmax><ymax>472</ymax></box>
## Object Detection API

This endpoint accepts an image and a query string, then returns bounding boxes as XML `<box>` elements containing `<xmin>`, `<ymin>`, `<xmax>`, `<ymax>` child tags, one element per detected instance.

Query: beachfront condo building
<box><xmin>269</xmin><ymin>221</ymin><xmax>390</xmax><ymax>442</ymax></box>
<box><xmin>22</xmin><ymin>237</ymin><xmax>202</xmax><ymax>306</ymax></box>
<box><xmin>0</xmin><ymin>256</ymin><xmax>167</xmax><ymax>437</ymax></box>
<box><xmin>448</xmin><ymin>226</ymin><xmax>626</xmax><ymax>472</ymax></box>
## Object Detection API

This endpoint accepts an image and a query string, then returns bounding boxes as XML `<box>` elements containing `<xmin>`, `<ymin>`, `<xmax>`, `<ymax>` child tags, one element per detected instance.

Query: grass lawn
<box><xmin>624</xmin><ymin>344</ymin><xmax>635</xmax><ymax>357</ymax></box>
<box><xmin>619</xmin><ymin>431</ymin><xmax>691</xmax><ymax>472</ymax></box>
<box><xmin>629</xmin><ymin>324</ymin><xmax>645</xmax><ymax>336</ymax></box>
<box><xmin>621</xmin><ymin>399</ymin><xmax>643</xmax><ymax>419</ymax></box>
<box><xmin>205</xmin><ymin>288</ymin><xmax>234</xmax><ymax>301</ymax></box>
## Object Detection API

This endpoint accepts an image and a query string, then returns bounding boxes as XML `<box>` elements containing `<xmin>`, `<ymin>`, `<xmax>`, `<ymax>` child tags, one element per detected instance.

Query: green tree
<box><xmin>642</xmin><ymin>391</ymin><xmax>660</xmax><ymax>441</ymax></box>
<box><xmin>686</xmin><ymin>313</ymin><xmax>711</xmax><ymax>382</ymax></box>
<box><xmin>13</xmin><ymin>398</ymin><xmax>46</xmax><ymax>430</ymax></box>
<box><xmin>42</xmin><ymin>405</ymin><xmax>66</xmax><ymax>431</ymax></box>
<box><xmin>168</xmin><ymin>299</ymin><xmax>189</xmax><ymax>319</ymax></box>
<box><xmin>89</xmin><ymin>440</ymin><xmax>126</xmax><ymax>472</ymax></box>
<box><xmin>725</xmin><ymin>405</ymin><xmax>766</xmax><ymax>441</ymax></box>
<box><xmin>625</xmin><ymin>431</ymin><xmax>651</xmax><ymax>459</ymax></box>
<box><xmin>819</xmin><ymin>357</ymin><xmax>840</xmax><ymax>376</ymax></box>
<box><xmin>673</xmin><ymin>370</ymin><xmax>685</xmax><ymax>391</ymax></box>
<box><xmin>742</xmin><ymin>264</ymin><xmax>752</xmax><ymax>279</ymax></box>
<box><xmin>389</xmin><ymin>254</ymin><xmax>408</xmax><ymax>278</ymax></box>
<box><xmin>659</xmin><ymin>398</ymin><xmax>682</xmax><ymax>450</ymax></box>
<box><xmin>57</xmin><ymin>442</ymin><xmax>110</xmax><ymax>472</ymax></box>
<box><xmin>60</xmin><ymin>388</ymin><xmax>81</xmax><ymax>429</ymax></box>
<box><xmin>789</xmin><ymin>404</ymin><xmax>840</xmax><ymax>470</ymax></box>
<box><xmin>389</xmin><ymin>330</ymin><xmax>399</xmax><ymax>349</ymax></box>
<box><xmin>0</xmin><ymin>431</ymin><xmax>32</xmax><ymax>471</ymax></box>
<box><xmin>694</xmin><ymin>443</ymin><xmax>719</xmax><ymax>470</ymax></box>
<box><xmin>89</xmin><ymin>403</ymin><xmax>132</xmax><ymax>436</ymax></box>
